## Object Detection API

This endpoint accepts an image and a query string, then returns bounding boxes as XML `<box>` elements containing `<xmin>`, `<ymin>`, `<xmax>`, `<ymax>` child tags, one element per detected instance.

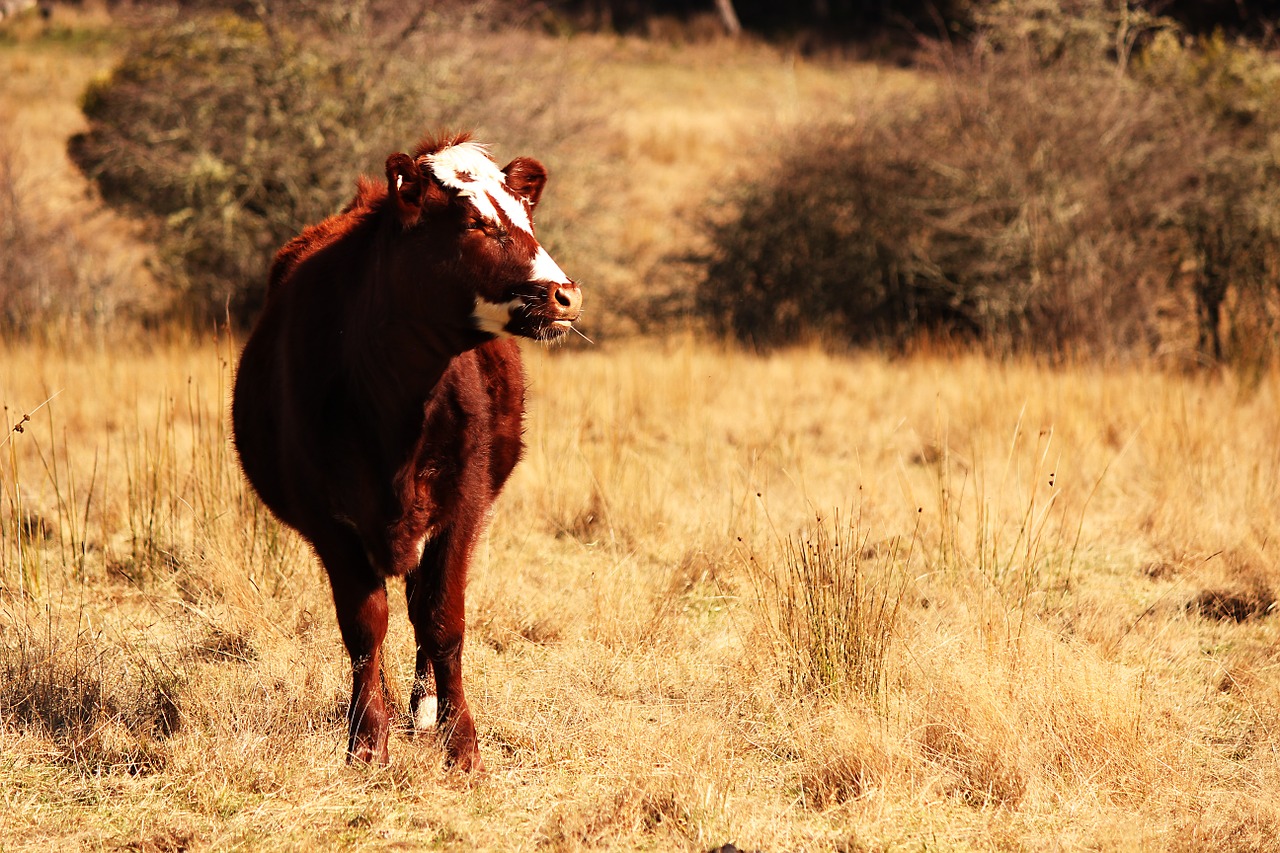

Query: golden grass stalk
<box><xmin>751</xmin><ymin>509</ymin><xmax>909</xmax><ymax>703</ymax></box>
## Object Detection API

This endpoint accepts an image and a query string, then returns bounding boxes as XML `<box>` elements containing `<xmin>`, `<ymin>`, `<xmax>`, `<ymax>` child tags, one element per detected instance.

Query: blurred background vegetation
<box><xmin>4</xmin><ymin>0</ymin><xmax>1280</xmax><ymax>363</ymax></box>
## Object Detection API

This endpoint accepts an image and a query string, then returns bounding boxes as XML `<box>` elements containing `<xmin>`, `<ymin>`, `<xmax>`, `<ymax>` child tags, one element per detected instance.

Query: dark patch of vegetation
<box><xmin>1192</xmin><ymin>586</ymin><xmax>1276</xmax><ymax>622</ymax></box>
<box><xmin>698</xmin><ymin>3</ymin><xmax>1280</xmax><ymax>361</ymax></box>
<box><xmin>548</xmin><ymin>0</ymin><xmax>1278</xmax><ymax>45</ymax></box>
<box><xmin>1</xmin><ymin>631</ymin><xmax>182</xmax><ymax>774</ymax></box>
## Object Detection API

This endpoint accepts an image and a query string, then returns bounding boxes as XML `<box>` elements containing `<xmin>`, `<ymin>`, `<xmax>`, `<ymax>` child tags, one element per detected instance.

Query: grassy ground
<box><xmin>3</xmin><ymin>337</ymin><xmax>1280</xmax><ymax>851</ymax></box>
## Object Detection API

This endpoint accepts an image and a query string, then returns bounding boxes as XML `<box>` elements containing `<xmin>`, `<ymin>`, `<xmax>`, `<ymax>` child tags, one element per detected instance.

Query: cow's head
<box><xmin>385</xmin><ymin>139</ymin><xmax>582</xmax><ymax>341</ymax></box>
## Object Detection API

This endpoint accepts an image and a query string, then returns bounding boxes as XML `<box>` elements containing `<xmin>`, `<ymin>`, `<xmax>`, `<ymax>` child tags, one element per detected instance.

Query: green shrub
<box><xmin>69</xmin><ymin>9</ymin><xmax>583</xmax><ymax>325</ymax></box>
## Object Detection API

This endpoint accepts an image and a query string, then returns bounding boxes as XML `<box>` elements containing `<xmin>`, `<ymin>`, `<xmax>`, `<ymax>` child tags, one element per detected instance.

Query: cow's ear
<box><xmin>503</xmin><ymin>158</ymin><xmax>547</xmax><ymax>210</ymax></box>
<box><xmin>388</xmin><ymin>153</ymin><xmax>451</xmax><ymax>227</ymax></box>
<box><xmin>385</xmin><ymin>153</ymin><xmax>424</xmax><ymax>227</ymax></box>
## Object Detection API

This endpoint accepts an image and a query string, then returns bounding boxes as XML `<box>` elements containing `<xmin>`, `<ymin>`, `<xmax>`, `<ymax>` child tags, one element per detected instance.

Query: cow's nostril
<box><xmin>552</xmin><ymin>283</ymin><xmax>582</xmax><ymax>316</ymax></box>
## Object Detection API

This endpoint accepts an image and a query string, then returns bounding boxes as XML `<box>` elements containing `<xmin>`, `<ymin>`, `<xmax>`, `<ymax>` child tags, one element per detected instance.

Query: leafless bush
<box><xmin>698</xmin><ymin>4</ymin><xmax>1280</xmax><ymax>363</ymax></box>
<box><xmin>1134</xmin><ymin>31</ymin><xmax>1280</xmax><ymax>366</ymax></box>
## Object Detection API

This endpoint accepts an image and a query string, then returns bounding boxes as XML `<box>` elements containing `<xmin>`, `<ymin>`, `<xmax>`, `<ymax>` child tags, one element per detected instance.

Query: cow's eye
<box><xmin>467</xmin><ymin>219</ymin><xmax>487</xmax><ymax>232</ymax></box>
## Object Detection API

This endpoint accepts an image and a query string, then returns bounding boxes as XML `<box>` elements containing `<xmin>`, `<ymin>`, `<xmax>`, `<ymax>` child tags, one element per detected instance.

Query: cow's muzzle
<box><xmin>548</xmin><ymin>282</ymin><xmax>582</xmax><ymax>326</ymax></box>
<box><xmin>497</xmin><ymin>280</ymin><xmax>584</xmax><ymax>341</ymax></box>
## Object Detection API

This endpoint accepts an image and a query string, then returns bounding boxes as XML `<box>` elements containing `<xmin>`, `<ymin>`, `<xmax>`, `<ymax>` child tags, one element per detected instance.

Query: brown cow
<box><xmin>231</xmin><ymin>132</ymin><xmax>582</xmax><ymax>771</ymax></box>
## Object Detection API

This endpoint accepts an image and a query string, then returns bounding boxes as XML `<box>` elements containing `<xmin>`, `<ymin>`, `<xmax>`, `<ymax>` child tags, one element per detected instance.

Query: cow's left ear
<box><xmin>386</xmin><ymin>153</ymin><xmax>425</xmax><ymax>227</ymax></box>
<box><xmin>503</xmin><ymin>158</ymin><xmax>547</xmax><ymax>210</ymax></box>
<box><xmin>388</xmin><ymin>153</ymin><xmax>451</xmax><ymax>228</ymax></box>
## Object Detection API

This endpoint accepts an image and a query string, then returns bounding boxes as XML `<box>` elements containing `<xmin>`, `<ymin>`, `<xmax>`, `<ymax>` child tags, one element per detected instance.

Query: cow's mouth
<box><xmin>503</xmin><ymin>282</ymin><xmax>582</xmax><ymax>341</ymax></box>
<box><xmin>509</xmin><ymin>306</ymin><xmax>574</xmax><ymax>341</ymax></box>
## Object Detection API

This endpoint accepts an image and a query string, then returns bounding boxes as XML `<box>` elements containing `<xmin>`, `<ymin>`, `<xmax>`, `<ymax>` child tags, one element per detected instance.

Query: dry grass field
<box><xmin>3</xmin><ymin>8</ymin><xmax>1280</xmax><ymax>852</ymax></box>
<box><xmin>4</xmin><ymin>338</ymin><xmax>1280</xmax><ymax>850</ymax></box>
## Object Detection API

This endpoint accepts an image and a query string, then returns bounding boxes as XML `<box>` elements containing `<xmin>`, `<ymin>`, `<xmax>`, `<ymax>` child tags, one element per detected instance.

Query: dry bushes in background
<box><xmin>1134</xmin><ymin>30</ymin><xmax>1280</xmax><ymax>367</ymax></box>
<box><xmin>698</xmin><ymin>2</ymin><xmax>1280</xmax><ymax>363</ymax></box>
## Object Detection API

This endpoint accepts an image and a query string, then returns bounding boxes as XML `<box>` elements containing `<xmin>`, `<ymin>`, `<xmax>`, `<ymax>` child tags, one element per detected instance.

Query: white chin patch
<box><xmin>414</xmin><ymin>695</ymin><xmax>438</xmax><ymax>731</ymax></box>
<box><xmin>473</xmin><ymin>298</ymin><xmax>518</xmax><ymax>336</ymax></box>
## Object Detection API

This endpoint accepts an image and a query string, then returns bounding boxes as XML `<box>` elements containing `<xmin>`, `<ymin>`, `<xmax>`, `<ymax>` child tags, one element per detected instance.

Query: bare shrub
<box><xmin>698</xmin><ymin>72</ymin><xmax>1180</xmax><ymax>353</ymax></box>
<box><xmin>698</xmin><ymin>4</ymin><xmax>1280</xmax><ymax>363</ymax></box>
<box><xmin>1135</xmin><ymin>30</ymin><xmax>1280</xmax><ymax>366</ymax></box>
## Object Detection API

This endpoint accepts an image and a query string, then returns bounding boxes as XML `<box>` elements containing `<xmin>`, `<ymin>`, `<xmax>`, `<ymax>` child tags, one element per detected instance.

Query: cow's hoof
<box><xmin>348</xmin><ymin>724</ymin><xmax>390</xmax><ymax>765</ymax></box>
<box><xmin>441</xmin><ymin>714</ymin><xmax>483</xmax><ymax>774</ymax></box>
<box><xmin>445</xmin><ymin>745</ymin><xmax>486</xmax><ymax>777</ymax></box>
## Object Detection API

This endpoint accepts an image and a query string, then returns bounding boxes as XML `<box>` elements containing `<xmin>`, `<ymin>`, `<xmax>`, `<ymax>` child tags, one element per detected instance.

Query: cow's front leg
<box><xmin>320</xmin><ymin>532</ymin><xmax>391</xmax><ymax>764</ymax></box>
<box><xmin>407</xmin><ymin>529</ymin><xmax>483</xmax><ymax>773</ymax></box>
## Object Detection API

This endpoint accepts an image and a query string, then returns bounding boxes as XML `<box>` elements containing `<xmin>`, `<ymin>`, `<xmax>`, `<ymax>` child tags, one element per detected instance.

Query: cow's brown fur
<box><xmin>231</xmin><ymin>133</ymin><xmax>580</xmax><ymax>771</ymax></box>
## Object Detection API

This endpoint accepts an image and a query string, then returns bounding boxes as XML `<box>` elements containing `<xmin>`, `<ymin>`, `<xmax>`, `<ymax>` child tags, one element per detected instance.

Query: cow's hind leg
<box><xmin>406</xmin><ymin>526</ymin><xmax>483</xmax><ymax>772</ymax></box>
<box><xmin>404</xmin><ymin>555</ymin><xmax>437</xmax><ymax>734</ymax></box>
<box><xmin>316</xmin><ymin>530</ymin><xmax>391</xmax><ymax>765</ymax></box>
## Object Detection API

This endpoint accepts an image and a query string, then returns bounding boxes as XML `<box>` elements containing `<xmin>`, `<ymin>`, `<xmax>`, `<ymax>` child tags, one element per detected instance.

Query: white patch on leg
<box><xmin>414</xmin><ymin>694</ymin><xmax>438</xmax><ymax>731</ymax></box>
<box><xmin>472</xmin><ymin>297</ymin><xmax>518</xmax><ymax>336</ymax></box>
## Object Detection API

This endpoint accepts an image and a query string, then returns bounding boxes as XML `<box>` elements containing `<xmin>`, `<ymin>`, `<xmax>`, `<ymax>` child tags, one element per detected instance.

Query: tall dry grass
<box><xmin>2</xmin><ymin>336</ymin><xmax>1279</xmax><ymax>850</ymax></box>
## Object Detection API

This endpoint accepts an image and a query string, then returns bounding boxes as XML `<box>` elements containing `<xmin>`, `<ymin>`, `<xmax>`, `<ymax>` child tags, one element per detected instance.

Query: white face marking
<box><xmin>414</xmin><ymin>694</ymin><xmax>438</xmax><ymax>731</ymax></box>
<box><xmin>530</xmin><ymin>246</ymin><xmax>570</xmax><ymax>284</ymax></box>
<box><xmin>472</xmin><ymin>297</ymin><xmax>519</xmax><ymax>336</ymax></box>
<box><xmin>423</xmin><ymin>142</ymin><xmax>533</xmax><ymax>234</ymax></box>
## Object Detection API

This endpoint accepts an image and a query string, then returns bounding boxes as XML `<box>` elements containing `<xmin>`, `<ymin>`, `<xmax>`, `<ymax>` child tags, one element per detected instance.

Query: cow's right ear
<box><xmin>386</xmin><ymin>153</ymin><xmax>427</xmax><ymax>227</ymax></box>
